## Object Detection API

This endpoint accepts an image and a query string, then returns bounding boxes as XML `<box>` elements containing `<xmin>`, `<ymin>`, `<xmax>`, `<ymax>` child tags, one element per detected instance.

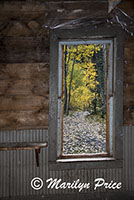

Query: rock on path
<box><xmin>63</xmin><ymin>111</ymin><xmax>106</xmax><ymax>154</ymax></box>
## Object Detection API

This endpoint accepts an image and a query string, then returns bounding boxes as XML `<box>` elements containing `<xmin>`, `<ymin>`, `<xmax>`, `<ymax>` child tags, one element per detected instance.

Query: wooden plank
<box><xmin>124</xmin><ymin>68</ymin><xmax>134</xmax><ymax>123</ymax></box>
<box><xmin>124</xmin><ymin>60</ymin><xmax>134</xmax><ymax>73</ymax></box>
<box><xmin>0</xmin><ymin>110</ymin><xmax>49</xmax><ymax>130</ymax></box>
<box><xmin>0</xmin><ymin>141</ymin><xmax>48</xmax><ymax>166</ymax></box>
<box><xmin>0</xmin><ymin>2</ymin><xmax>46</xmax><ymax>21</ymax></box>
<box><xmin>0</xmin><ymin>12</ymin><xmax>45</xmax><ymax>21</ymax></box>
<box><xmin>0</xmin><ymin>37</ymin><xmax>49</xmax><ymax>63</ymax></box>
<box><xmin>0</xmin><ymin>37</ymin><xmax>49</xmax><ymax>49</ymax></box>
<box><xmin>45</xmin><ymin>1</ymin><xmax>108</xmax><ymax>18</ymax></box>
<box><xmin>0</xmin><ymin>96</ymin><xmax>49</xmax><ymax>111</ymax></box>
<box><xmin>118</xmin><ymin>0</ymin><xmax>134</xmax><ymax>17</ymax></box>
<box><xmin>0</xmin><ymin>2</ymin><xmax>46</xmax><ymax>12</ymax></box>
<box><xmin>124</xmin><ymin>105</ymin><xmax>134</xmax><ymax>125</ymax></box>
<box><xmin>124</xmin><ymin>99</ymin><xmax>134</xmax><ymax>106</ymax></box>
<box><xmin>0</xmin><ymin>79</ymin><xmax>49</xmax><ymax>96</ymax></box>
<box><xmin>0</xmin><ymin>142</ymin><xmax>48</xmax><ymax>151</ymax></box>
<box><xmin>0</xmin><ymin>1</ymin><xmax>108</xmax><ymax>21</ymax></box>
<box><xmin>0</xmin><ymin>63</ymin><xmax>49</xmax><ymax>80</ymax></box>
<box><xmin>124</xmin><ymin>46</ymin><xmax>134</xmax><ymax>60</ymax></box>
<box><xmin>124</xmin><ymin>72</ymin><xmax>134</xmax><ymax>83</ymax></box>
<box><xmin>124</xmin><ymin>35</ymin><xmax>134</xmax><ymax>47</ymax></box>
<box><xmin>0</xmin><ymin>49</ymin><xmax>49</xmax><ymax>63</ymax></box>
<box><xmin>124</xmin><ymin>84</ymin><xmax>134</xmax><ymax>101</ymax></box>
<box><xmin>0</xmin><ymin>62</ymin><xmax>49</xmax><ymax>129</ymax></box>
<box><xmin>59</xmin><ymin>153</ymin><xmax>109</xmax><ymax>159</ymax></box>
<box><xmin>124</xmin><ymin>59</ymin><xmax>134</xmax><ymax>83</ymax></box>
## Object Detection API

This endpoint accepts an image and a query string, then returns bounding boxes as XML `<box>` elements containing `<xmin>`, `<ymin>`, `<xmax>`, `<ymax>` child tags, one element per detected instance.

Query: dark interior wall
<box><xmin>0</xmin><ymin>0</ymin><xmax>133</xmax><ymax>130</ymax></box>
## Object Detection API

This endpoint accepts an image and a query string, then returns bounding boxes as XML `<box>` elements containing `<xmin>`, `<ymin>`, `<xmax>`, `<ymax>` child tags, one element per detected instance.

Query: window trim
<box><xmin>49</xmin><ymin>26</ymin><xmax>124</xmax><ymax>170</ymax></box>
<box><xmin>58</xmin><ymin>39</ymin><xmax>113</xmax><ymax>158</ymax></box>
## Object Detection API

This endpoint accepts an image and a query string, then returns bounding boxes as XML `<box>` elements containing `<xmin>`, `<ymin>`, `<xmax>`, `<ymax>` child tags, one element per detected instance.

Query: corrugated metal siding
<box><xmin>0</xmin><ymin>151</ymin><xmax>10</xmax><ymax>197</ymax></box>
<box><xmin>0</xmin><ymin>127</ymin><xmax>133</xmax><ymax>198</ymax></box>
<box><xmin>0</xmin><ymin>130</ymin><xmax>48</xmax><ymax>197</ymax></box>
<box><xmin>123</xmin><ymin>126</ymin><xmax>134</xmax><ymax>192</ymax></box>
<box><xmin>0</xmin><ymin>129</ymin><xmax>48</xmax><ymax>143</ymax></box>
<box><xmin>48</xmin><ymin>168</ymin><xmax>122</xmax><ymax>194</ymax></box>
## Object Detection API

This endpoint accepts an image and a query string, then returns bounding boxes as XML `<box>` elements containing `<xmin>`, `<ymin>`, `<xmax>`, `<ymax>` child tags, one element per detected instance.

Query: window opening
<box><xmin>58</xmin><ymin>40</ymin><xmax>113</xmax><ymax>158</ymax></box>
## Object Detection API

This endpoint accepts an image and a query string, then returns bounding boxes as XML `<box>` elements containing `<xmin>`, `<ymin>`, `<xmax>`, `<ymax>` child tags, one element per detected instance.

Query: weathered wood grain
<box><xmin>124</xmin><ymin>47</ymin><xmax>134</xmax><ymax>60</ymax></box>
<box><xmin>123</xmin><ymin>36</ymin><xmax>134</xmax><ymax>125</ymax></box>
<box><xmin>0</xmin><ymin>63</ymin><xmax>49</xmax><ymax>80</ymax></box>
<box><xmin>124</xmin><ymin>61</ymin><xmax>134</xmax><ymax>73</ymax></box>
<box><xmin>124</xmin><ymin>105</ymin><xmax>134</xmax><ymax>125</ymax></box>
<box><xmin>0</xmin><ymin>96</ymin><xmax>49</xmax><ymax>111</ymax></box>
<box><xmin>0</xmin><ymin>62</ymin><xmax>49</xmax><ymax>129</ymax></box>
<box><xmin>118</xmin><ymin>0</ymin><xmax>134</xmax><ymax>17</ymax></box>
<box><xmin>0</xmin><ymin>142</ymin><xmax>48</xmax><ymax>150</ymax></box>
<box><xmin>0</xmin><ymin>1</ymin><xmax>46</xmax><ymax>12</ymax></box>
<box><xmin>124</xmin><ymin>59</ymin><xmax>134</xmax><ymax>84</ymax></box>
<box><xmin>0</xmin><ymin>12</ymin><xmax>45</xmax><ymax>22</ymax></box>
<box><xmin>0</xmin><ymin>47</ymin><xmax>49</xmax><ymax>63</ymax></box>
<box><xmin>0</xmin><ymin>37</ymin><xmax>49</xmax><ymax>63</ymax></box>
<box><xmin>124</xmin><ymin>73</ymin><xmax>134</xmax><ymax>83</ymax></box>
<box><xmin>0</xmin><ymin>0</ymin><xmax>133</xmax><ymax>128</ymax></box>
<box><xmin>124</xmin><ymin>84</ymin><xmax>134</xmax><ymax>101</ymax></box>
<box><xmin>0</xmin><ymin>1</ymin><xmax>108</xmax><ymax>22</ymax></box>
<box><xmin>0</xmin><ymin>1</ymin><xmax>46</xmax><ymax>22</ymax></box>
<box><xmin>45</xmin><ymin>1</ymin><xmax>108</xmax><ymax>20</ymax></box>
<box><xmin>0</xmin><ymin>37</ymin><xmax>49</xmax><ymax>48</ymax></box>
<box><xmin>0</xmin><ymin>79</ymin><xmax>49</xmax><ymax>96</ymax></box>
<box><xmin>0</xmin><ymin>110</ymin><xmax>49</xmax><ymax>130</ymax></box>
<box><xmin>124</xmin><ymin>35</ymin><xmax>134</xmax><ymax>47</ymax></box>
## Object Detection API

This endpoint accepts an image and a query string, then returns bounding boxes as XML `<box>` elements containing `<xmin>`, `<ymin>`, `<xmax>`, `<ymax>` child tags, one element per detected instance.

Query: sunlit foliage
<box><xmin>63</xmin><ymin>44</ymin><xmax>106</xmax><ymax>117</ymax></box>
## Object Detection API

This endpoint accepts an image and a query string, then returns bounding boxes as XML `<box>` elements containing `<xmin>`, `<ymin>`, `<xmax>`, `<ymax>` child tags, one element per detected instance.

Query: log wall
<box><xmin>0</xmin><ymin>63</ymin><xmax>49</xmax><ymax>129</ymax></box>
<box><xmin>124</xmin><ymin>36</ymin><xmax>134</xmax><ymax>125</ymax></box>
<box><xmin>0</xmin><ymin>0</ymin><xmax>50</xmax><ymax>130</ymax></box>
<box><xmin>0</xmin><ymin>0</ymin><xmax>134</xmax><ymax>129</ymax></box>
<box><xmin>0</xmin><ymin>0</ymin><xmax>134</xmax><ymax>200</ymax></box>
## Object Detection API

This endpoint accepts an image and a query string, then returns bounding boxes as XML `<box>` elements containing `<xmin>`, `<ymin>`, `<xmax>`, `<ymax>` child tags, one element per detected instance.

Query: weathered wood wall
<box><xmin>124</xmin><ymin>36</ymin><xmax>134</xmax><ymax>124</ymax></box>
<box><xmin>0</xmin><ymin>1</ymin><xmax>134</xmax><ymax>200</ymax></box>
<box><xmin>0</xmin><ymin>63</ymin><xmax>49</xmax><ymax>129</ymax></box>
<box><xmin>0</xmin><ymin>1</ymin><xmax>49</xmax><ymax>130</ymax></box>
<box><xmin>0</xmin><ymin>0</ymin><xmax>133</xmax><ymax>130</ymax></box>
<box><xmin>0</xmin><ymin>0</ymin><xmax>108</xmax><ymax>130</ymax></box>
<box><xmin>120</xmin><ymin>0</ymin><xmax>134</xmax><ymax>125</ymax></box>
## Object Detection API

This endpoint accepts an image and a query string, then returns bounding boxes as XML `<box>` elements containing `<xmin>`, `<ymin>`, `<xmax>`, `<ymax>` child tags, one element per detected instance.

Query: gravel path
<box><xmin>63</xmin><ymin>111</ymin><xmax>106</xmax><ymax>154</ymax></box>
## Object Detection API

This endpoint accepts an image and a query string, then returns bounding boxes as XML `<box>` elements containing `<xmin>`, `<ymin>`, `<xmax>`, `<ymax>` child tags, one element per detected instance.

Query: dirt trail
<box><xmin>63</xmin><ymin>111</ymin><xmax>106</xmax><ymax>154</ymax></box>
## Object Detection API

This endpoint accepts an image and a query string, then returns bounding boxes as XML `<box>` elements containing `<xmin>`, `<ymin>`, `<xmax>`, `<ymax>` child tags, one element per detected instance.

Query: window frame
<box><xmin>58</xmin><ymin>40</ymin><xmax>113</xmax><ymax>158</ymax></box>
<box><xmin>49</xmin><ymin>26</ymin><xmax>124</xmax><ymax>170</ymax></box>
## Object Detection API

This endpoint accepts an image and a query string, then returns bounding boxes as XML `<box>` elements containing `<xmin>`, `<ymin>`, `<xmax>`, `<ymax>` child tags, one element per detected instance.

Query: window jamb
<box><xmin>49</xmin><ymin>27</ymin><xmax>124</xmax><ymax>169</ymax></box>
<box><xmin>58</xmin><ymin>40</ymin><xmax>113</xmax><ymax>158</ymax></box>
